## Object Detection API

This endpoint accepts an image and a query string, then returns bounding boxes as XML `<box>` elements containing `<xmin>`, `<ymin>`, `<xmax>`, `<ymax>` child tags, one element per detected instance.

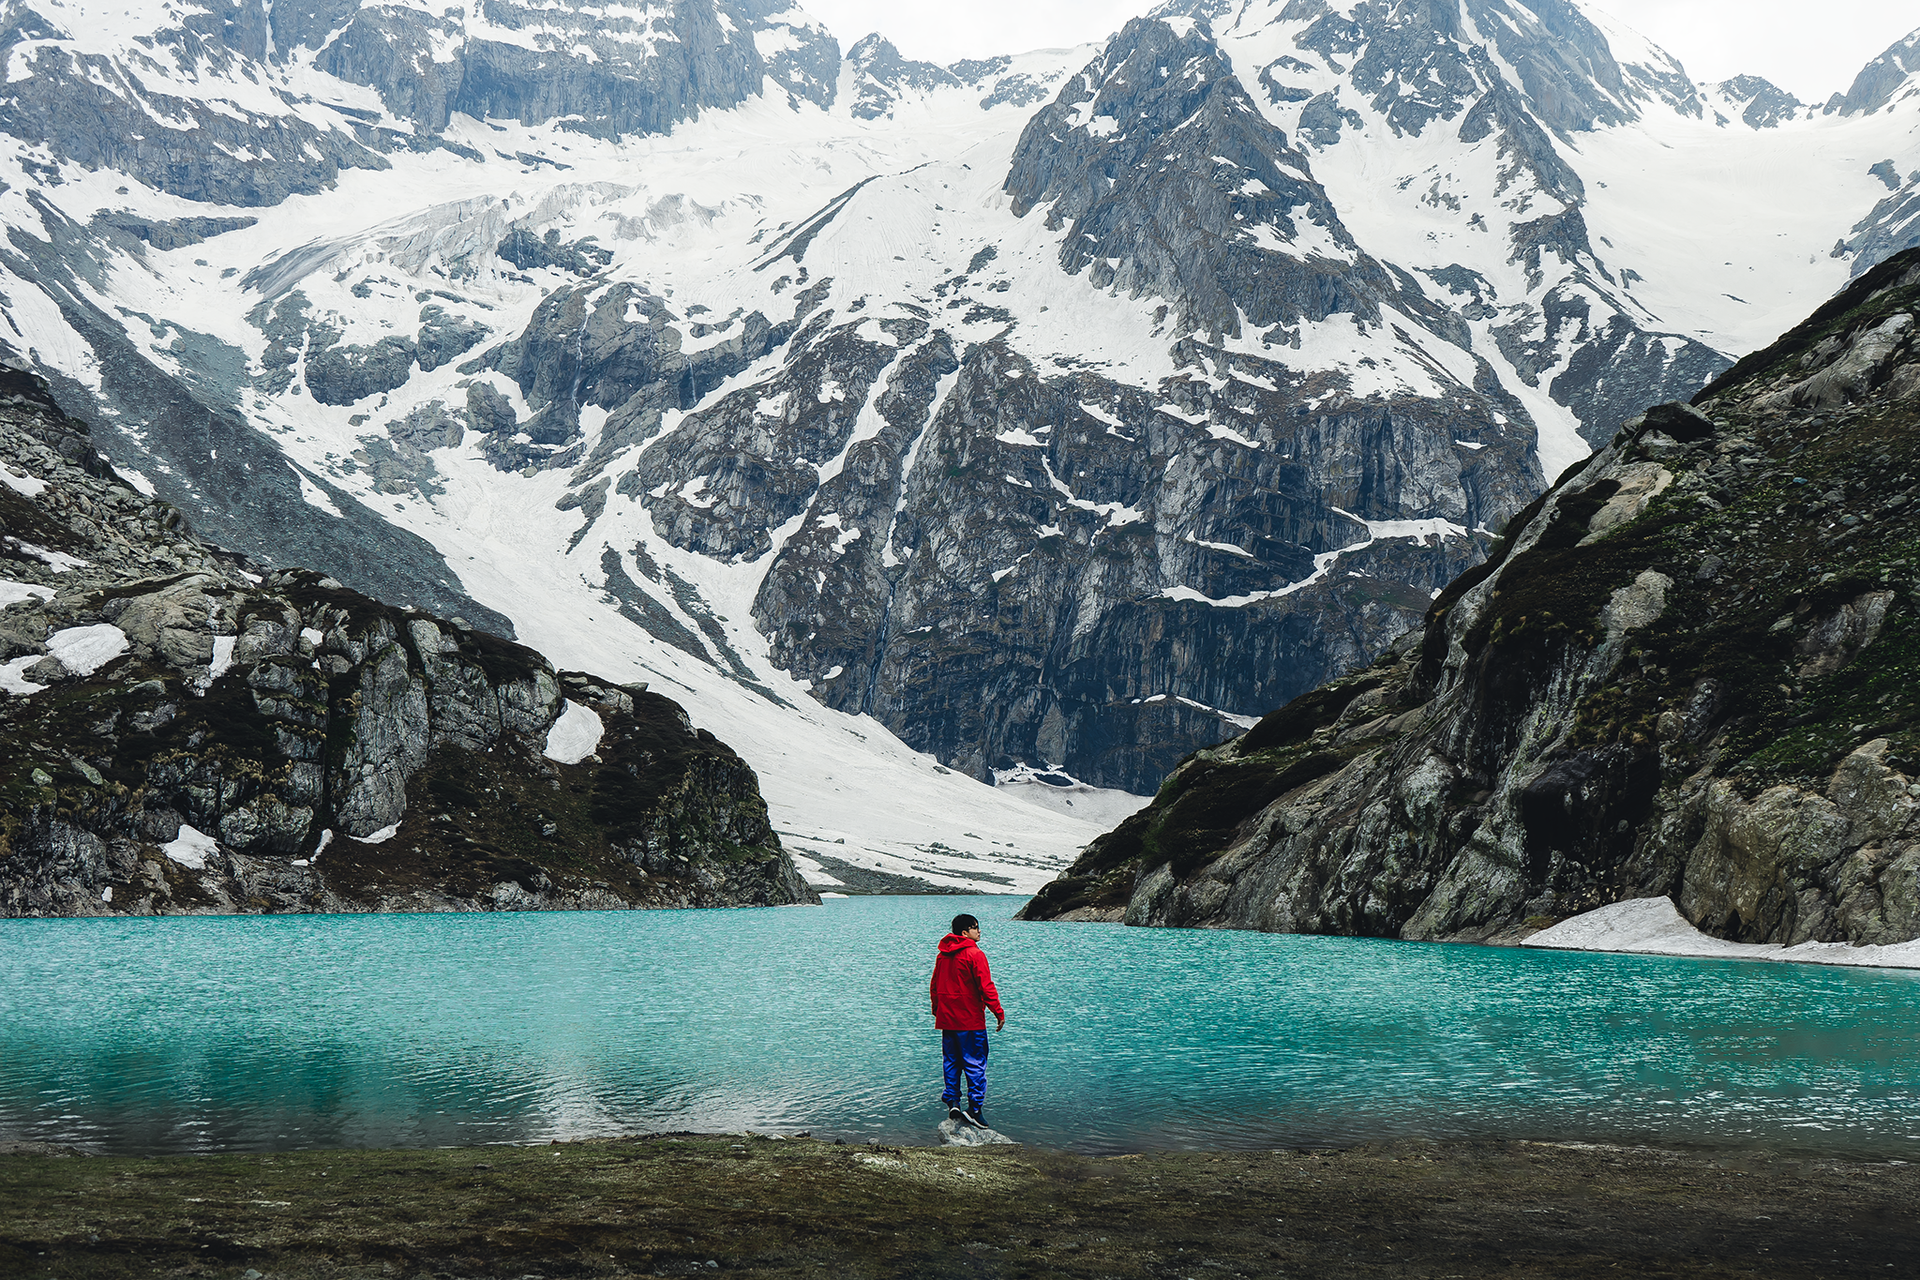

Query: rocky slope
<box><xmin>1020</xmin><ymin>248</ymin><xmax>1920</xmax><ymax>947</ymax></box>
<box><xmin>0</xmin><ymin>366</ymin><xmax>815</xmax><ymax>916</ymax></box>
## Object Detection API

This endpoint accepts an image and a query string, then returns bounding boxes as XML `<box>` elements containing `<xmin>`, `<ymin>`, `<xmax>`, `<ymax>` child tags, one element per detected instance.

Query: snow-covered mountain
<box><xmin>0</xmin><ymin>0</ymin><xmax>1915</xmax><ymax>891</ymax></box>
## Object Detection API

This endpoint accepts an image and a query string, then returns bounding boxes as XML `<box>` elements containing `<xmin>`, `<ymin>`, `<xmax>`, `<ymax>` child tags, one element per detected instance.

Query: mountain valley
<box><xmin>0</xmin><ymin>0</ymin><xmax>1916</xmax><ymax>896</ymax></box>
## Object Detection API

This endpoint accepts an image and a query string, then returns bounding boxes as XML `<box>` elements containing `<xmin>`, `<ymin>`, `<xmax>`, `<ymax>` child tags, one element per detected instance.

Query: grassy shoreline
<box><xmin>6</xmin><ymin>1132</ymin><xmax>1918</xmax><ymax>1278</ymax></box>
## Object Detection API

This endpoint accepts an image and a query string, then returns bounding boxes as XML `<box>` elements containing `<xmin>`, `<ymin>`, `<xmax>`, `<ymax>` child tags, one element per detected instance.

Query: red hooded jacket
<box><xmin>930</xmin><ymin>934</ymin><xmax>1004</xmax><ymax>1031</ymax></box>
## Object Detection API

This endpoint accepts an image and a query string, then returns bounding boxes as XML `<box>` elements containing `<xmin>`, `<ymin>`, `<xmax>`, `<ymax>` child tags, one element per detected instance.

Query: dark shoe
<box><xmin>948</xmin><ymin>1105</ymin><xmax>966</xmax><ymax>1122</ymax></box>
<box><xmin>964</xmin><ymin>1107</ymin><xmax>987</xmax><ymax>1129</ymax></box>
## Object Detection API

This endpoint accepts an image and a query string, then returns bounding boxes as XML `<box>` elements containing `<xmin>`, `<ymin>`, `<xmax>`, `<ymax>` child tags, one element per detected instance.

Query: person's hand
<box><xmin>996</xmin><ymin>1014</ymin><xmax>1006</xmax><ymax>1031</ymax></box>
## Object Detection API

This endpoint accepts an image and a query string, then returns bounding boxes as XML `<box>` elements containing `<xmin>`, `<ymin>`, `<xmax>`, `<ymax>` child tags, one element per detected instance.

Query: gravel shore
<box><xmin>5</xmin><ymin>1132</ymin><xmax>1918</xmax><ymax>1277</ymax></box>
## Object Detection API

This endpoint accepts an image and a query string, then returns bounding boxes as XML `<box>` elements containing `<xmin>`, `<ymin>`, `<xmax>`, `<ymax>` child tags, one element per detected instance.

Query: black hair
<box><xmin>951</xmin><ymin>913</ymin><xmax>979</xmax><ymax>935</ymax></box>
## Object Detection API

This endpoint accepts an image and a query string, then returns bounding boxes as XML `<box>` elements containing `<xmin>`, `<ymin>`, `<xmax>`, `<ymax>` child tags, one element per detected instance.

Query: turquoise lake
<box><xmin>4</xmin><ymin>894</ymin><xmax>1920</xmax><ymax>1158</ymax></box>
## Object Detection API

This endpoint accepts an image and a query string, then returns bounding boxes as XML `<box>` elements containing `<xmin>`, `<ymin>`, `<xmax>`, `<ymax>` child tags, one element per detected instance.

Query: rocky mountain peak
<box><xmin>1705</xmin><ymin>75</ymin><xmax>1805</xmax><ymax>130</ymax></box>
<box><xmin>1824</xmin><ymin>26</ymin><xmax>1920</xmax><ymax>117</ymax></box>
<box><xmin>1005</xmin><ymin>15</ymin><xmax>1399</xmax><ymax>341</ymax></box>
<box><xmin>1193</xmin><ymin>0</ymin><xmax>1702</xmax><ymax>138</ymax></box>
<box><xmin>844</xmin><ymin>32</ymin><xmax>963</xmax><ymax>119</ymax></box>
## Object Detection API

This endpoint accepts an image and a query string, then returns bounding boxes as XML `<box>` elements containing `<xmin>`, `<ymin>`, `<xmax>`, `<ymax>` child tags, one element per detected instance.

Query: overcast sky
<box><xmin>799</xmin><ymin>0</ymin><xmax>1920</xmax><ymax>104</ymax></box>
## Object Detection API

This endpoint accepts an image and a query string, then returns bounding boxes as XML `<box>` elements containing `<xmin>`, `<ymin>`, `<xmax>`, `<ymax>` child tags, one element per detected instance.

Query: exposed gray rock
<box><xmin>0</xmin><ymin>31</ymin><xmax>390</xmax><ymax>205</ymax></box>
<box><xmin>86</xmin><ymin>213</ymin><xmax>260</xmax><ymax>252</ymax></box>
<box><xmin>312</xmin><ymin>0</ymin><xmax>768</xmax><ymax>138</ymax></box>
<box><xmin>480</xmin><ymin>278</ymin><xmax>793</xmax><ymax>475</ymax></box>
<box><xmin>1835</xmin><ymin>171</ymin><xmax>1920</xmax><ymax>278</ymax></box>
<box><xmin>496</xmin><ymin>228</ymin><xmax>614</xmax><ymax>277</ymax></box>
<box><xmin>1824</xmin><ymin>29</ymin><xmax>1920</xmax><ymax>116</ymax></box>
<box><xmin>0</xmin><ymin>206</ymin><xmax>511</xmax><ymax>634</ymax></box>
<box><xmin>0</xmin><ymin>367</ymin><xmax>816</xmax><ymax>918</ymax></box>
<box><xmin>304</xmin><ymin>331</ymin><xmax>419</xmax><ymax>407</ymax></box>
<box><xmin>1005</xmin><ymin>17</ymin><xmax>1402</xmax><ymax>340</ymax></box>
<box><xmin>607</xmin><ymin>292</ymin><xmax>1533</xmax><ymax>791</ymax></box>
<box><xmin>732</xmin><ymin>0</ymin><xmax>842</xmax><ymax>109</ymax></box>
<box><xmin>1710</xmin><ymin>75</ymin><xmax>1803</xmax><ymax>129</ymax></box>
<box><xmin>1281</xmin><ymin>0</ymin><xmax>1701</xmax><ymax>136</ymax></box>
<box><xmin>416</xmin><ymin>306</ymin><xmax>490</xmax><ymax>372</ymax></box>
<box><xmin>845</xmin><ymin>34</ymin><xmax>961</xmax><ymax>120</ymax></box>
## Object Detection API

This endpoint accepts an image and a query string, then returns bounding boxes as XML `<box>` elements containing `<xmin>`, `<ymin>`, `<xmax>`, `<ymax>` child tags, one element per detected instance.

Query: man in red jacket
<box><xmin>931</xmin><ymin>912</ymin><xmax>1005</xmax><ymax>1127</ymax></box>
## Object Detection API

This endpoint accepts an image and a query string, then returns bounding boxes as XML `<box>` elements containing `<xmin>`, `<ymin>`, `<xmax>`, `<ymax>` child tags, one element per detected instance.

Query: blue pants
<box><xmin>941</xmin><ymin>1029</ymin><xmax>989</xmax><ymax>1113</ymax></box>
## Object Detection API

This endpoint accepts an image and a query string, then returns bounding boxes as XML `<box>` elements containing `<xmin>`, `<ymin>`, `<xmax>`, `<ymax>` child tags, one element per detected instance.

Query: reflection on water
<box><xmin>4</xmin><ymin>896</ymin><xmax>1920</xmax><ymax>1157</ymax></box>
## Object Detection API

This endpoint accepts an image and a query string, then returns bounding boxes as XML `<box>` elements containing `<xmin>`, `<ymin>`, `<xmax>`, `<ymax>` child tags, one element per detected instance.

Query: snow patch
<box><xmin>162</xmin><ymin>824</ymin><xmax>220</xmax><ymax>870</ymax></box>
<box><xmin>1206</xmin><ymin>423</ymin><xmax>1259</xmax><ymax>447</ymax></box>
<box><xmin>994</xmin><ymin>763</ymin><xmax>1153</xmax><ymax>827</ymax></box>
<box><xmin>1</xmin><ymin>467</ymin><xmax>46</xmax><ymax>497</ymax></box>
<box><xmin>544</xmin><ymin>699</ymin><xmax>606</xmax><ymax>765</ymax></box>
<box><xmin>0</xmin><ymin>655</ymin><xmax>46</xmax><ymax>695</ymax></box>
<box><xmin>208</xmin><ymin>635</ymin><xmax>237</xmax><ymax>682</ymax></box>
<box><xmin>297</xmin><ymin>470</ymin><xmax>344</xmax><ymax>518</ymax></box>
<box><xmin>0</xmin><ymin>579</ymin><xmax>55</xmax><ymax>608</ymax></box>
<box><xmin>47</xmin><ymin>624</ymin><xmax>129</xmax><ymax>676</ymax></box>
<box><xmin>8</xmin><ymin>541</ymin><xmax>89</xmax><ymax>572</ymax></box>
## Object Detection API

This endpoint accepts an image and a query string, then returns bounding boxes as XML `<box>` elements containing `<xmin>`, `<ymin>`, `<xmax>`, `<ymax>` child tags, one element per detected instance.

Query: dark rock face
<box><xmin>85</xmin><ymin>213</ymin><xmax>261</xmax><ymax>251</ymax></box>
<box><xmin>1021</xmin><ymin>248</ymin><xmax>1920</xmax><ymax>945</ymax></box>
<box><xmin>0</xmin><ymin>371</ymin><xmax>816</xmax><ymax>917</ymax></box>
<box><xmin>304</xmin><ymin>332</ymin><xmax>421</xmax><ymax>408</ymax></box>
<box><xmin>2</xmin><ymin>0</ymin><xmax>836</xmax><ymax>206</ymax></box>
<box><xmin>838</xmin><ymin>32</ymin><xmax>1070</xmax><ymax>119</ymax></box>
<box><xmin>479</xmin><ymin>279</ymin><xmax>795</xmax><ymax>476</ymax></box>
<box><xmin>1500</xmin><ymin>288</ymin><xmax>1731</xmax><ymax>453</ymax></box>
<box><xmin>845</xmin><ymin>34</ymin><xmax>961</xmax><ymax>120</ymax></box>
<box><xmin>497</xmin><ymin>229</ymin><xmax>615</xmax><ymax>277</ymax></box>
<box><xmin>734</xmin><ymin>1</ymin><xmax>843</xmax><ymax>109</ymax></box>
<box><xmin>617</xmin><ymin>291</ymin><xmax>1533</xmax><ymax>793</ymax></box>
<box><xmin>306</xmin><ymin>0</ymin><xmax>838</xmax><ymax>136</ymax></box>
<box><xmin>1136</xmin><ymin>6</ymin><xmax>1728</xmax><ymax>447</ymax></box>
<box><xmin>0</xmin><ymin>0</ymin><xmax>1859</xmax><ymax>813</ymax></box>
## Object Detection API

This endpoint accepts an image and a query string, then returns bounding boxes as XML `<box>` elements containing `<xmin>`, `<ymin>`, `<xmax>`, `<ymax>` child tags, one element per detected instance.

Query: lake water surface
<box><xmin>5</xmin><ymin>895</ymin><xmax>1920</xmax><ymax>1158</ymax></box>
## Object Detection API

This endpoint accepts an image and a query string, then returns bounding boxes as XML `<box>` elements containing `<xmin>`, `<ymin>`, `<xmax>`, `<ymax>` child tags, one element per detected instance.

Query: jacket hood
<box><xmin>938</xmin><ymin>933</ymin><xmax>975</xmax><ymax>953</ymax></box>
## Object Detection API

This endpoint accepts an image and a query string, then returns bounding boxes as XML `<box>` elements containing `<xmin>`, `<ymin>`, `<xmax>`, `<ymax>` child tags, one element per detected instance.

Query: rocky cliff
<box><xmin>0</xmin><ymin>367</ymin><xmax>815</xmax><ymax>916</ymax></box>
<box><xmin>1020</xmin><ymin>248</ymin><xmax>1920</xmax><ymax>946</ymax></box>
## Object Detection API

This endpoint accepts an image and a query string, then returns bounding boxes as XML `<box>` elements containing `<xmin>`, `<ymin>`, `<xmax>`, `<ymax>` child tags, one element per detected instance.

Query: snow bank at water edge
<box><xmin>1524</xmin><ymin>897</ymin><xmax>1920</xmax><ymax>970</ymax></box>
